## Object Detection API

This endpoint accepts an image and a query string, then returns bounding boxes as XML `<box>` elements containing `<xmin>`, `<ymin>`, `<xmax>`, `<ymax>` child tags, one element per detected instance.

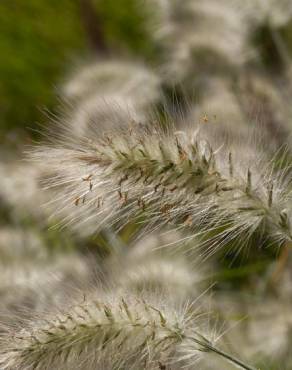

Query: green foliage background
<box><xmin>0</xmin><ymin>0</ymin><xmax>89</xmax><ymax>135</ymax></box>
<box><xmin>93</xmin><ymin>0</ymin><xmax>156</xmax><ymax>57</ymax></box>
<box><xmin>0</xmin><ymin>0</ymin><xmax>155</xmax><ymax>137</ymax></box>
<box><xmin>2</xmin><ymin>0</ymin><xmax>292</xmax><ymax>138</ymax></box>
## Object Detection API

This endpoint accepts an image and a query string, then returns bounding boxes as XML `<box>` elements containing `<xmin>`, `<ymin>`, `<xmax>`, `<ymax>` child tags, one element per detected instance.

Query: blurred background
<box><xmin>1</xmin><ymin>1</ymin><xmax>292</xmax><ymax>369</ymax></box>
<box><xmin>2</xmin><ymin>1</ymin><xmax>292</xmax><ymax>140</ymax></box>
<box><xmin>0</xmin><ymin>0</ymin><xmax>156</xmax><ymax>141</ymax></box>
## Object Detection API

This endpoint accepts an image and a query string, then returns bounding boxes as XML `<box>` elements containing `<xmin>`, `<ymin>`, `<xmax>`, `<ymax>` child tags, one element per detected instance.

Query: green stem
<box><xmin>189</xmin><ymin>336</ymin><xmax>258</xmax><ymax>370</ymax></box>
<box><xmin>210</xmin><ymin>346</ymin><xmax>258</xmax><ymax>370</ymax></box>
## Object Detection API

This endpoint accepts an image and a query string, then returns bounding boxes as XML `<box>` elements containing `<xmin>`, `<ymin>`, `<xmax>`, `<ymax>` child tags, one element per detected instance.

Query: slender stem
<box><xmin>79</xmin><ymin>0</ymin><xmax>108</xmax><ymax>53</ymax></box>
<box><xmin>189</xmin><ymin>336</ymin><xmax>258</xmax><ymax>370</ymax></box>
<box><xmin>209</xmin><ymin>346</ymin><xmax>258</xmax><ymax>370</ymax></box>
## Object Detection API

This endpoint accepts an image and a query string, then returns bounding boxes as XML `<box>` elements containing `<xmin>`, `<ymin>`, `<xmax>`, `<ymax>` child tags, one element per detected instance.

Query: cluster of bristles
<box><xmin>1</xmin><ymin>1</ymin><xmax>292</xmax><ymax>369</ymax></box>
<box><xmin>32</xmin><ymin>125</ymin><xmax>291</xmax><ymax>258</ymax></box>
<box><xmin>0</xmin><ymin>293</ymin><xmax>256</xmax><ymax>370</ymax></box>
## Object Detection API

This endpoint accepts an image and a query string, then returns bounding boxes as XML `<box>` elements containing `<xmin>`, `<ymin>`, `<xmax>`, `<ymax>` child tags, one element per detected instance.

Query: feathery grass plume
<box><xmin>0</xmin><ymin>228</ymin><xmax>48</xmax><ymax>263</ymax></box>
<box><xmin>184</xmin><ymin>76</ymin><xmax>292</xmax><ymax>158</ymax></box>
<box><xmin>63</xmin><ymin>94</ymin><xmax>151</xmax><ymax>145</ymax></box>
<box><xmin>145</xmin><ymin>0</ymin><xmax>292</xmax><ymax>150</ymax></box>
<box><xmin>30</xmin><ymin>122</ymin><xmax>292</xmax><ymax>257</ymax></box>
<box><xmin>61</xmin><ymin>60</ymin><xmax>162</xmax><ymax>137</ymax></box>
<box><xmin>0</xmin><ymin>228</ymin><xmax>93</xmax><ymax>318</ymax></box>
<box><xmin>244</xmin><ymin>0</ymin><xmax>292</xmax><ymax>29</ymax></box>
<box><xmin>0</xmin><ymin>159</ymin><xmax>49</xmax><ymax>222</ymax></box>
<box><xmin>240</xmin><ymin>0</ymin><xmax>292</xmax><ymax>76</ymax></box>
<box><xmin>0</xmin><ymin>291</ymin><xmax>256</xmax><ymax>370</ymax></box>
<box><xmin>185</xmin><ymin>78</ymin><xmax>249</xmax><ymax>141</ymax></box>
<box><xmin>63</xmin><ymin>60</ymin><xmax>161</xmax><ymax>104</ymax></box>
<box><xmin>151</xmin><ymin>0</ymin><xmax>253</xmax><ymax>83</ymax></box>
<box><xmin>107</xmin><ymin>232</ymin><xmax>204</xmax><ymax>297</ymax></box>
<box><xmin>0</xmin><ymin>253</ymin><xmax>94</xmax><ymax>322</ymax></box>
<box><xmin>238</xmin><ymin>72</ymin><xmax>292</xmax><ymax>149</ymax></box>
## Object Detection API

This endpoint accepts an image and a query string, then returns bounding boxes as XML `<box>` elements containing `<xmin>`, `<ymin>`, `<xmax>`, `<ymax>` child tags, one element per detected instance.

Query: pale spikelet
<box><xmin>238</xmin><ymin>72</ymin><xmax>292</xmax><ymax>148</ymax></box>
<box><xmin>244</xmin><ymin>0</ymin><xmax>292</xmax><ymax>28</ymax></box>
<box><xmin>0</xmin><ymin>159</ymin><xmax>48</xmax><ymax>221</ymax></box>
<box><xmin>108</xmin><ymin>232</ymin><xmax>203</xmax><ymax>297</ymax></box>
<box><xmin>120</xmin><ymin>258</ymin><xmax>196</xmax><ymax>294</ymax></box>
<box><xmin>67</xmin><ymin>95</ymin><xmax>147</xmax><ymax>138</ymax></box>
<box><xmin>0</xmin><ymin>228</ymin><xmax>47</xmax><ymax>262</ymax></box>
<box><xmin>184</xmin><ymin>75</ymin><xmax>292</xmax><ymax>153</ymax></box>
<box><xmin>30</xmin><ymin>123</ymin><xmax>292</xmax><ymax>256</ymax></box>
<box><xmin>152</xmin><ymin>0</ymin><xmax>253</xmax><ymax>82</ymax></box>
<box><xmin>0</xmin><ymin>290</ymin><xmax>256</xmax><ymax>370</ymax></box>
<box><xmin>151</xmin><ymin>0</ymin><xmax>292</xmax><ymax>86</ymax></box>
<box><xmin>62</xmin><ymin>60</ymin><xmax>162</xmax><ymax>137</ymax></box>
<box><xmin>185</xmin><ymin>78</ymin><xmax>249</xmax><ymax>141</ymax></box>
<box><xmin>63</xmin><ymin>60</ymin><xmax>161</xmax><ymax>105</ymax></box>
<box><xmin>0</xmin><ymin>253</ymin><xmax>93</xmax><ymax>319</ymax></box>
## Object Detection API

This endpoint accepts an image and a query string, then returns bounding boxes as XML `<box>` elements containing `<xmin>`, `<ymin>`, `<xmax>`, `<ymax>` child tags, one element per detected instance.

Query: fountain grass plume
<box><xmin>151</xmin><ymin>0</ymin><xmax>253</xmax><ymax>83</ymax></box>
<box><xmin>107</xmin><ymin>232</ymin><xmax>203</xmax><ymax>297</ymax></box>
<box><xmin>63</xmin><ymin>60</ymin><xmax>161</xmax><ymax>105</ymax></box>
<box><xmin>0</xmin><ymin>252</ymin><xmax>93</xmax><ymax>323</ymax></box>
<box><xmin>0</xmin><ymin>291</ymin><xmax>257</xmax><ymax>370</ymax></box>
<box><xmin>61</xmin><ymin>60</ymin><xmax>162</xmax><ymax>138</ymax></box>
<box><xmin>29</xmin><ymin>122</ymin><xmax>292</xmax><ymax>257</ymax></box>
<box><xmin>0</xmin><ymin>160</ymin><xmax>48</xmax><ymax>222</ymax></box>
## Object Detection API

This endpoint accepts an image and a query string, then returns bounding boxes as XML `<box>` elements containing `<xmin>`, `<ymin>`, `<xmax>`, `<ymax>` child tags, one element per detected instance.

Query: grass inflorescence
<box><xmin>0</xmin><ymin>292</ymin><xmax>256</xmax><ymax>370</ymax></box>
<box><xmin>30</xmin><ymin>124</ymin><xmax>292</xmax><ymax>258</ymax></box>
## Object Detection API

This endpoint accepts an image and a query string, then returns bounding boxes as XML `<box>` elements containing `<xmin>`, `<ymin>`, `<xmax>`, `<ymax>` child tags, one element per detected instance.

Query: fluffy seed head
<box><xmin>30</xmin><ymin>123</ymin><xmax>292</xmax><ymax>256</ymax></box>
<box><xmin>0</xmin><ymin>291</ymin><xmax>255</xmax><ymax>370</ymax></box>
